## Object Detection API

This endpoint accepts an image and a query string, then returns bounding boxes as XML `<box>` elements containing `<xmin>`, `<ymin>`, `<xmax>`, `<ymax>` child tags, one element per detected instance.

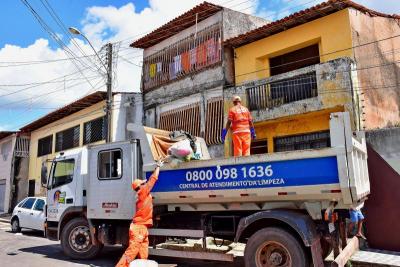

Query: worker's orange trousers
<box><xmin>232</xmin><ymin>132</ymin><xmax>251</xmax><ymax>157</ymax></box>
<box><xmin>116</xmin><ymin>223</ymin><xmax>149</xmax><ymax>267</ymax></box>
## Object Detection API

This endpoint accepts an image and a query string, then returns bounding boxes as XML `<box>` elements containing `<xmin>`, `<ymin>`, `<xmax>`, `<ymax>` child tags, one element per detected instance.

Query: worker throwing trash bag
<box><xmin>116</xmin><ymin>160</ymin><xmax>163</xmax><ymax>267</ymax></box>
<box><xmin>222</xmin><ymin>95</ymin><xmax>256</xmax><ymax>157</ymax></box>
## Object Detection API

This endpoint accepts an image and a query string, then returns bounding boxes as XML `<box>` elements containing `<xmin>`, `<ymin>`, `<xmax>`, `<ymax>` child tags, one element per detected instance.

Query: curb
<box><xmin>0</xmin><ymin>218</ymin><xmax>11</xmax><ymax>224</ymax></box>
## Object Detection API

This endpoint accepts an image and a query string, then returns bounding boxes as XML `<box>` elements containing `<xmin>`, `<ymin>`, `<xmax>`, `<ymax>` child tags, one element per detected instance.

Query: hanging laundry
<box><xmin>156</xmin><ymin>62</ymin><xmax>162</xmax><ymax>73</ymax></box>
<box><xmin>149</xmin><ymin>63</ymin><xmax>156</xmax><ymax>78</ymax></box>
<box><xmin>206</xmin><ymin>38</ymin><xmax>216</xmax><ymax>63</ymax></box>
<box><xmin>174</xmin><ymin>55</ymin><xmax>182</xmax><ymax>74</ymax></box>
<box><xmin>169</xmin><ymin>62</ymin><xmax>176</xmax><ymax>80</ymax></box>
<box><xmin>181</xmin><ymin>51</ymin><xmax>190</xmax><ymax>73</ymax></box>
<box><xmin>190</xmin><ymin>47</ymin><xmax>197</xmax><ymax>68</ymax></box>
<box><xmin>196</xmin><ymin>42</ymin><xmax>207</xmax><ymax>67</ymax></box>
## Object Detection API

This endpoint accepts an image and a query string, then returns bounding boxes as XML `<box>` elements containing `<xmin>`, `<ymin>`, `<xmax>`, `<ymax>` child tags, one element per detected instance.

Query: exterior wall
<box><xmin>0</xmin><ymin>135</ymin><xmax>16</xmax><ymax>212</ymax></box>
<box><xmin>28</xmin><ymin>101</ymin><xmax>106</xmax><ymax>195</ymax></box>
<box><xmin>222</xmin><ymin>8</ymin><xmax>268</xmax><ymax>40</ymax></box>
<box><xmin>28</xmin><ymin>93</ymin><xmax>141</xmax><ymax>195</ymax></box>
<box><xmin>349</xmin><ymin>8</ymin><xmax>400</xmax><ymax>129</ymax></box>
<box><xmin>234</xmin><ymin>9</ymin><xmax>353</xmax><ymax>84</ymax></box>
<box><xmin>366</xmin><ymin>127</ymin><xmax>400</xmax><ymax>174</ymax></box>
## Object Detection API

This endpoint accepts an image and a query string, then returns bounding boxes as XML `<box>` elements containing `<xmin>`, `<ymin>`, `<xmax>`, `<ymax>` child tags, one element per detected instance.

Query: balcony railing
<box><xmin>142</xmin><ymin>23</ymin><xmax>222</xmax><ymax>92</ymax></box>
<box><xmin>247</xmin><ymin>71</ymin><xmax>318</xmax><ymax>111</ymax></box>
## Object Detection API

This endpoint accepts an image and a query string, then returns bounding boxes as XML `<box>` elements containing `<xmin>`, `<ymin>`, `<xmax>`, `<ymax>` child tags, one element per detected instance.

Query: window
<box><xmin>21</xmin><ymin>198</ymin><xmax>35</xmax><ymax>209</ymax></box>
<box><xmin>33</xmin><ymin>199</ymin><xmax>45</xmax><ymax>211</ymax></box>
<box><xmin>251</xmin><ymin>139</ymin><xmax>268</xmax><ymax>155</ymax></box>
<box><xmin>37</xmin><ymin>135</ymin><xmax>53</xmax><ymax>157</ymax></box>
<box><xmin>269</xmin><ymin>44</ymin><xmax>320</xmax><ymax>76</ymax></box>
<box><xmin>159</xmin><ymin>103</ymin><xmax>201</xmax><ymax>137</ymax></box>
<box><xmin>83</xmin><ymin>116</ymin><xmax>107</xmax><ymax>145</ymax></box>
<box><xmin>17</xmin><ymin>198</ymin><xmax>27</xmax><ymax>208</ymax></box>
<box><xmin>98</xmin><ymin>149</ymin><xmax>122</xmax><ymax>180</ymax></box>
<box><xmin>274</xmin><ymin>131</ymin><xmax>330</xmax><ymax>152</ymax></box>
<box><xmin>205</xmin><ymin>97</ymin><xmax>224</xmax><ymax>145</ymax></box>
<box><xmin>55</xmin><ymin>126</ymin><xmax>80</xmax><ymax>152</ymax></box>
<box><xmin>51</xmin><ymin>159</ymin><xmax>75</xmax><ymax>188</ymax></box>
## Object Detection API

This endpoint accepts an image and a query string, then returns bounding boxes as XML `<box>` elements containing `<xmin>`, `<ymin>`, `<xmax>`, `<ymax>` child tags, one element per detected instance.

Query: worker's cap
<box><xmin>232</xmin><ymin>95</ymin><xmax>241</xmax><ymax>102</ymax></box>
<box><xmin>132</xmin><ymin>179</ymin><xmax>145</xmax><ymax>191</ymax></box>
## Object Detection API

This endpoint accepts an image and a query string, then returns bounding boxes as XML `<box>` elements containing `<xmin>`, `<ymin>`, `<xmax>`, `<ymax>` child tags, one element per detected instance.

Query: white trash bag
<box><xmin>168</xmin><ymin>139</ymin><xmax>193</xmax><ymax>158</ymax></box>
<box><xmin>129</xmin><ymin>259</ymin><xmax>158</xmax><ymax>267</ymax></box>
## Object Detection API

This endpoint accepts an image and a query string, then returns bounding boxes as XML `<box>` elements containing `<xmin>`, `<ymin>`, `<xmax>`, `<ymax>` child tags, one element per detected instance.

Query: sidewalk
<box><xmin>0</xmin><ymin>213</ymin><xmax>11</xmax><ymax>223</ymax></box>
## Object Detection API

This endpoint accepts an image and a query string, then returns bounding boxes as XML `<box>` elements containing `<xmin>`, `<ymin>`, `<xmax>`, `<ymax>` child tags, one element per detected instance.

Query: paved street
<box><xmin>0</xmin><ymin>221</ymin><xmax>243</xmax><ymax>267</ymax></box>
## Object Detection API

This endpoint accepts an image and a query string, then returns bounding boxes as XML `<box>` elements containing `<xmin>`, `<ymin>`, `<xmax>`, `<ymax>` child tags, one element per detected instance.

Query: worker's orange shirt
<box><xmin>132</xmin><ymin>174</ymin><xmax>158</xmax><ymax>226</ymax></box>
<box><xmin>228</xmin><ymin>104</ymin><xmax>252</xmax><ymax>134</ymax></box>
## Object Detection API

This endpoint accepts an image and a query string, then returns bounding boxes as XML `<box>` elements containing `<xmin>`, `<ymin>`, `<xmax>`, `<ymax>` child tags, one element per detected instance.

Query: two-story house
<box><xmin>224</xmin><ymin>0</ymin><xmax>400</xmax><ymax>154</ymax></box>
<box><xmin>130</xmin><ymin>2</ymin><xmax>267</xmax><ymax>157</ymax></box>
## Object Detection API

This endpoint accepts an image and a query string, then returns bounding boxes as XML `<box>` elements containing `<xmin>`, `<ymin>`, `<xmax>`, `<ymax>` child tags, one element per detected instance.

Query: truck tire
<box><xmin>244</xmin><ymin>227</ymin><xmax>309</xmax><ymax>267</ymax></box>
<box><xmin>61</xmin><ymin>217</ymin><xmax>103</xmax><ymax>259</ymax></box>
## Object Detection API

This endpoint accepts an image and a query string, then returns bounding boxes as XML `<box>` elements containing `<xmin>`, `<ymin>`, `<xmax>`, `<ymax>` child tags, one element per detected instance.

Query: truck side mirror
<box><xmin>41</xmin><ymin>163</ymin><xmax>48</xmax><ymax>188</ymax></box>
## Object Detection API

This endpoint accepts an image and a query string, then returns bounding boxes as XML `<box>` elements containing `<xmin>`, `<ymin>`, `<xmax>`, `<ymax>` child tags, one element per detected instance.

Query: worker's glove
<box><xmin>250</xmin><ymin>127</ymin><xmax>256</xmax><ymax>140</ymax></box>
<box><xmin>156</xmin><ymin>159</ymin><xmax>164</xmax><ymax>168</ymax></box>
<box><xmin>221</xmin><ymin>128</ymin><xmax>228</xmax><ymax>143</ymax></box>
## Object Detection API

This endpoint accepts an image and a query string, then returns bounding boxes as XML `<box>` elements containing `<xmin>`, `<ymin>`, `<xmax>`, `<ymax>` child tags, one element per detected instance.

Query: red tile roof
<box><xmin>20</xmin><ymin>91</ymin><xmax>108</xmax><ymax>133</ymax></box>
<box><xmin>225</xmin><ymin>0</ymin><xmax>400</xmax><ymax>48</ymax></box>
<box><xmin>130</xmin><ymin>2</ymin><xmax>223</xmax><ymax>49</ymax></box>
<box><xmin>0</xmin><ymin>131</ymin><xmax>17</xmax><ymax>140</ymax></box>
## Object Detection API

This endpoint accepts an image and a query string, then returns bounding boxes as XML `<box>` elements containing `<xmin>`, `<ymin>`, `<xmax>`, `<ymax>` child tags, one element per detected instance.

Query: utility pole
<box><xmin>106</xmin><ymin>43</ymin><xmax>113</xmax><ymax>143</ymax></box>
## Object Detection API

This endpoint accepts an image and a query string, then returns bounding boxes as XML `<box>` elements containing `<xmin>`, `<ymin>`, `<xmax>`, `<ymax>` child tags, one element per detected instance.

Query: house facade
<box><xmin>0</xmin><ymin>132</ymin><xmax>30</xmax><ymax>213</ymax></box>
<box><xmin>131</xmin><ymin>2</ymin><xmax>267</xmax><ymax>157</ymax></box>
<box><xmin>20</xmin><ymin>91</ymin><xmax>142</xmax><ymax>195</ymax></box>
<box><xmin>224</xmin><ymin>0</ymin><xmax>400</xmax><ymax>155</ymax></box>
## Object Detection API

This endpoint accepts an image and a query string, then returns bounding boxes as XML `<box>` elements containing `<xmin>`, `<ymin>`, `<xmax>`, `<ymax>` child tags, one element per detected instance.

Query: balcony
<box><xmin>247</xmin><ymin>71</ymin><xmax>318</xmax><ymax>111</ymax></box>
<box><xmin>241</xmin><ymin>57</ymin><xmax>354</xmax><ymax>121</ymax></box>
<box><xmin>142</xmin><ymin>23</ymin><xmax>222</xmax><ymax>92</ymax></box>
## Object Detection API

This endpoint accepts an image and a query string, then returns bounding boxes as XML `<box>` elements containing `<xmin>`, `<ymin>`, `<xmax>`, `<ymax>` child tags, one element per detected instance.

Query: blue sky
<box><xmin>0</xmin><ymin>0</ymin><xmax>398</xmax><ymax>131</ymax></box>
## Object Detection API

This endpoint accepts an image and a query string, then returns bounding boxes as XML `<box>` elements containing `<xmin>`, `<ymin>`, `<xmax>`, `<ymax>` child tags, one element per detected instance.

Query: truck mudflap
<box><xmin>234</xmin><ymin>209</ymin><xmax>319</xmax><ymax>247</ymax></box>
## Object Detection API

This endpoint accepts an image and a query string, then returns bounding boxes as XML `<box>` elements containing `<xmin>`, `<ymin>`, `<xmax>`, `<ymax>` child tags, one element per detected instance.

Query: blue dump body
<box><xmin>147</xmin><ymin>156</ymin><xmax>339</xmax><ymax>193</ymax></box>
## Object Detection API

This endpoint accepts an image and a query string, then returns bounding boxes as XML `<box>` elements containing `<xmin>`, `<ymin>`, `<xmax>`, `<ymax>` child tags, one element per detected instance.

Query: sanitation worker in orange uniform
<box><xmin>222</xmin><ymin>96</ymin><xmax>256</xmax><ymax>156</ymax></box>
<box><xmin>116</xmin><ymin>161</ymin><xmax>163</xmax><ymax>267</ymax></box>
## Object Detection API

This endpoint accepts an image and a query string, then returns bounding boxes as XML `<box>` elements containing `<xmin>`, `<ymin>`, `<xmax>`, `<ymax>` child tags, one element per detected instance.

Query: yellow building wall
<box><xmin>234</xmin><ymin>9</ymin><xmax>353</xmax><ymax>84</ymax></box>
<box><xmin>29</xmin><ymin>101</ymin><xmax>106</xmax><ymax>195</ymax></box>
<box><xmin>254</xmin><ymin>107</ymin><xmax>344</xmax><ymax>153</ymax></box>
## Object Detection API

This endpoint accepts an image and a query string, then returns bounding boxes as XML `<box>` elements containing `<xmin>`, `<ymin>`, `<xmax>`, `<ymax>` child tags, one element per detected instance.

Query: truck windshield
<box><xmin>51</xmin><ymin>159</ymin><xmax>75</xmax><ymax>188</ymax></box>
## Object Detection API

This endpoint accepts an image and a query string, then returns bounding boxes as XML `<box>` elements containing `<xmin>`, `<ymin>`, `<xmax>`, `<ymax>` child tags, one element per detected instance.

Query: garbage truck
<box><xmin>41</xmin><ymin>112</ymin><xmax>370</xmax><ymax>266</ymax></box>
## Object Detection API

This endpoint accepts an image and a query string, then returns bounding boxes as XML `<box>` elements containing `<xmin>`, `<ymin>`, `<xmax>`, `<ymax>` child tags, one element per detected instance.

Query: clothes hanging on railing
<box><xmin>190</xmin><ymin>48</ymin><xmax>197</xmax><ymax>69</ymax></box>
<box><xmin>149</xmin><ymin>63</ymin><xmax>156</xmax><ymax>78</ymax></box>
<box><xmin>169</xmin><ymin>62</ymin><xmax>176</xmax><ymax>79</ymax></box>
<box><xmin>206</xmin><ymin>38</ymin><xmax>216</xmax><ymax>63</ymax></box>
<box><xmin>181</xmin><ymin>51</ymin><xmax>190</xmax><ymax>73</ymax></box>
<box><xmin>196</xmin><ymin>43</ymin><xmax>207</xmax><ymax>66</ymax></box>
<box><xmin>156</xmin><ymin>62</ymin><xmax>162</xmax><ymax>73</ymax></box>
<box><xmin>174</xmin><ymin>55</ymin><xmax>182</xmax><ymax>74</ymax></box>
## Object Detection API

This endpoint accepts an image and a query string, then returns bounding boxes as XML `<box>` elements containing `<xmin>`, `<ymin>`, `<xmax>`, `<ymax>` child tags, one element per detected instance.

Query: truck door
<box><xmin>87</xmin><ymin>141</ymin><xmax>137</xmax><ymax>220</ymax></box>
<box><xmin>46</xmin><ymin>157</ymin><xmax>78</xmax><ymax>222</ymax></box>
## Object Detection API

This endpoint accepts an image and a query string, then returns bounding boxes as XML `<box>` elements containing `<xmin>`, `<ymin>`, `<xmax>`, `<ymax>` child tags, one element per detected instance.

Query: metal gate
<box><xmin>0</xmin><ymin>179</ymin><xmax>6</xmax><ymax>212</ymax></box>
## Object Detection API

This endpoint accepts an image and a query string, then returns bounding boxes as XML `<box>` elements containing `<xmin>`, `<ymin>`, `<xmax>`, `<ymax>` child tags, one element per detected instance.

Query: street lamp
<box><xmin>69</xmin><ymin>26</ymin><xmax>113</xmax><ymax>143</ymax></box>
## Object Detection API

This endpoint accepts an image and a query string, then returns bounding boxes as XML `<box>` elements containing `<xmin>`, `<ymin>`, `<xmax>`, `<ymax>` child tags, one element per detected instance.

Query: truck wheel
<box><xmin>61</xmin><ymin>217</ymin><xmax>103</xmax><ymax>259</ymax></box>
<box><xmin>320</xmin><ymin>236</ymin><xmax>333</xmax><ymax>259</ymax></box>
<box><xmin>244</xmin><ymin>227</ymin><xmax>309</xmax><ymax>267</ymax></box>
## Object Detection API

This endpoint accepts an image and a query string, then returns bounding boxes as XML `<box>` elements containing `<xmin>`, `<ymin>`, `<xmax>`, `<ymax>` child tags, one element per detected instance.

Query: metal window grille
<box><xmin>274</xmin><ymin>131</ymin><xmax>330</xmax><ymax>152</ymax></box>
<box><xmin>83</xmin><ymin>116</ymin><xmax>107</xmax><ymax>145</ymax></box>
<box><xmin>247</xmin><ymin>72</ymin><xmax>318</xmax><ymax>111</ymax></box>
<box><xmin>55</xmin><ymin>125</ymin><xmax>80</xmax><ymax>152</ymax></box>
<box><xmin>15</xmin><ymin>136</ymin><xmax>30</xmax><ymax>158</ymax></box>
<box><xmin>142</xmin><ymin>23</ymin><xmax>222</xmax><ymax>92</ymax></box>
<box><xmin>159</xmin><ymin>103</ymin><xmax>201</xmax><ymax>137</ymax></box>
<box><xmin>205</xmin><ymin>97</ymin><xmax>224</xmax><ymax>145</ymax></box>
<box><xmin>251</xmin><ymin>139</ymin><xmax>268</xmax><ymax>155</ymax></box>
<box><xmin>37</xmin><ymin>135</ymin><xmax>52</xmax><ymax>157</ymax></box>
